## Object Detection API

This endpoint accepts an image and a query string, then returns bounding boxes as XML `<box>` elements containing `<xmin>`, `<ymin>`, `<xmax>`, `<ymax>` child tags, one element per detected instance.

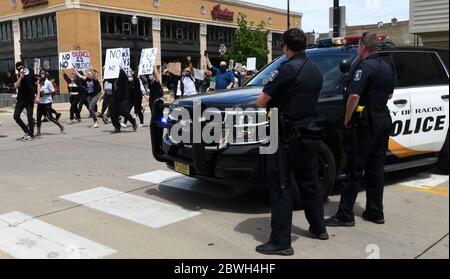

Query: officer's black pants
<box><xmin>337</xmin><ymin>116</ymin><xmax>392</xmax><ymax>222</ymax></box>
<box><xmin>267</xmin><ymin>140</ymin><xmax>325</xmax><ymax>248</ymax></box>
<box><xmin>110</xmin><ymin>98</ymin><xmax>135</xmax><ymax>130</ymax></box>
<box><xmin>13</xmin><ymin>100</ymin><xmax>34</xmax><ymax>137</ymax></box>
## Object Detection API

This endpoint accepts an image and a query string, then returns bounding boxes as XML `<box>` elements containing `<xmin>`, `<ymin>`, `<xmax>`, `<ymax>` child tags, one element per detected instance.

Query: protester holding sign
<box><xmin>109</xmin><ymin>68</ymin><xmax>137</xmax><ymax>133</ymax></box>
<box><xmin>140</xmin><ymin>65</ymin><xmax>163</xmax><ymax>113</ymax></box>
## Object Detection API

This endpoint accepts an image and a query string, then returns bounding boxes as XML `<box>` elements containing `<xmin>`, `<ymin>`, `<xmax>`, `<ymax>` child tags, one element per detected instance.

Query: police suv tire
<box><xmin>291</xmin><ymin>142</ymin><xmax>336</xmax><ymax>209</ymax></box>
<box><xmin>437</xmin><ymin>131</ymin><xmax>449</xmax><ymax>174</ymax></box>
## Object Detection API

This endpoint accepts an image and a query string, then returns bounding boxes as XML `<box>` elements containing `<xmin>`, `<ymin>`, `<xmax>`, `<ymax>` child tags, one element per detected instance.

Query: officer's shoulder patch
<box><xmin>354</xmin><ymin>69</ymin><xmax>363</xmax><ymax>82</ymax></box>
<box><xmin>268</xmin><ymin>70</ymin><xmax>279</xmax><ymax>82</ymax></box>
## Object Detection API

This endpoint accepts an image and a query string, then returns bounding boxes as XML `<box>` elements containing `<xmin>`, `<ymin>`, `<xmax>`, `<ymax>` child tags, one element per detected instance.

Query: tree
<box><xmin>225</xmin><ymin>14</ymin><xmax>269</xmax><ymax>70</ymax></box>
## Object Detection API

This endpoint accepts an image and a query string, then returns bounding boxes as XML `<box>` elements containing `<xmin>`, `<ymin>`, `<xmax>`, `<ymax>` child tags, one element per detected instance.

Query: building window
<box><xmin>37</xmin><ymin>18</ymin><xmax>43</xmax><ymax>37</ymax></box>
<box><xmin>42</xmin><ymin>17</ymin><xmax>48</xmax><ymax>37</ymax></box>
<box><xmin>27</xmin><ymin>20</ymin><xmax>32</xmax><ymax>38</ymax></box>
<box><xmin>207</xmin><ymin>26</ymin><xmax>235</xmax><ymax>44</ymax></box>
<box><xmin>101</xmin><ymin>13</ymin><xmax>152</xmax><ymax>38</ymax></box>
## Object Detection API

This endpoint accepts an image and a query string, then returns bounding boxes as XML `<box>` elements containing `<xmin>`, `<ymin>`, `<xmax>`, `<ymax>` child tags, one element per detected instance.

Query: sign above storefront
<box><xmin>211</xmin><ymin>5</ymin><xmax>234</xmax><ymax>21</ymax></box>
<box><xmin>21</xmin><ymin>0</ymin><xmax>48</xmax><ymax>9</ymax></box>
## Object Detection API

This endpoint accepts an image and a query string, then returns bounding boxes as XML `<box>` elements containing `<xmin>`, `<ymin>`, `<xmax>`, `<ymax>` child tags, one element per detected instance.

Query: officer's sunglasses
<box><xmin>359</xmin><ymin>32</ymin><xmax>369</xmax><ymax>47</ymax></box>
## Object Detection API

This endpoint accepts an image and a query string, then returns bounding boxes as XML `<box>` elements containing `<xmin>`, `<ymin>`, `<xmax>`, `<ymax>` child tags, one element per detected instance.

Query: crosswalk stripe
<box><xmin>128</xmin><ymin>170</ymin><xmax>183</xmax><ymax>184</ymax></box>
<box><xmin>59</xmin><ymin>187</ymin><xmax>200</xmax><ymax>228</ymax></box>
<box><xmin>0</xmin><ymin>211</ymin><xmax>116</xmax><ymax>259</ymax></box>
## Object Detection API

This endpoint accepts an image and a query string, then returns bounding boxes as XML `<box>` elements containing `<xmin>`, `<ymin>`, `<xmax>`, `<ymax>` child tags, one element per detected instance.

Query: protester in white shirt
<box><xmin>181</xmin><ymin>56</ymin><xmax>197</xmax><ymax>97</ymax></box>
<box><xmin>35</xmin><ymin>71</ymin><xmax>64</xmax><ymax>137</ymax></box>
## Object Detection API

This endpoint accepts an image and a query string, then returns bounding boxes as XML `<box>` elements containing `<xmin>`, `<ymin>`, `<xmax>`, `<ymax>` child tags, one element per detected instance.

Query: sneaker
<box><xmin>138</xmin><ymin>124</ymin><xmax>144</xmax><ymax>128</ymax></box>
<box><xmin>111</xmin><ymin>129</ymin><xmax>121</xmax><ymax>134</ymax></box>
<box><xmin>133</xmin><ymin>121</ymin><xmax>138</xmax><ymax>131</ymax></box>
<box><xmin>92</xmin><ymin>122</ymin><xmax>99</xmax><ymax>128</ymax></box>
<box><xmin>22</xmin><ymin>135</ymin><xmax>32</xmax><ymax>142</ymax></box>
<box><xmin>18</xmin><ymin>133</ymin><xmax>28</xmax><ymax>140</ymax></box>
<box><xmin>308</xmin><ymin>227</ymin><xmax>330</xmax><ymax>240</ymax></box>
<box><xmin>120</xmin><ymin>122</ymin><xmax>127</xmax><ymax>128</ymax></box>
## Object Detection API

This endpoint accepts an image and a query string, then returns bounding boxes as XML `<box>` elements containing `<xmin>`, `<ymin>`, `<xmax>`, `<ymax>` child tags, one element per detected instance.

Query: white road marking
<box><xmin>0</xmin><ymin>211</ymin><xmax>116</xmax><ymax>259</ymax></box>
<box><xmin>129</xmin><ymin>170</ymin><xmax>257</xmax><ymax>198</ymax></box>
<box><xmin>60</xmin><ymin>187</ymin><xmax>200</xmax><ymax>228</ymax></box>
<box><xmin>399</xmin><ymin>174</ymin><xmax>449</xmax><ymax>190</ymax></box>
<box><xmin>128</xmin><ymin>170</ymin><xmax>183</xmax><ymax>184</ymax></box>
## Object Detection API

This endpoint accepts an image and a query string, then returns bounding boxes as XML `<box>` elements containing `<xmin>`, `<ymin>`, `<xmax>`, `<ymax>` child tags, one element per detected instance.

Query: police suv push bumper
<box><xmin>150</xmin><ymin>98</ymin><xmax>262</xmax><ymax>184</ymax></box>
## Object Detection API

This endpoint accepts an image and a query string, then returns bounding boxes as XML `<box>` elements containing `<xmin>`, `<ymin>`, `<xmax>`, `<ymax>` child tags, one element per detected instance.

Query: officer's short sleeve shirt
<box><xmin>347</xmin><ymin>61</ymin><xmax>372</xmax><ymax>97</ymax></box>
<box><xmin>263</xmin><ymin>62</ymin><xmax>295</xmax><ymax>99</ymax></box>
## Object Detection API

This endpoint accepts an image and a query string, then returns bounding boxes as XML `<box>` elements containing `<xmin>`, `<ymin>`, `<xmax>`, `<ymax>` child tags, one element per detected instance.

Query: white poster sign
<box><xmin>138</xmin><ymin>48</ymin><xmax>158</xmax><ymax>76</ymax></box>
<box><xmin>33</xmin><ymin>58</ymin><xmax>41</xmax><ymax>75</ymax></box>
<box><xmin>122</xmin><ymin>48</ymin><xmax>131</xmax><ymax>75</ymax></box>
<box><xmin>71</xmin><ymin>50</ymin><xmax>91</xmax><ymax>71</ymax></box>
<box><xmin>246</xmin><ymin>57</ymin><xmax>257</xmax><ymax>71</ymax></box>
<box><xmin>193</xmin><ymin>68</ymin><xmax>204</xmax><ymax>81</ymax></box>
<box><xmin>104</xmin><ymin>48</ymin><xmax>124</xmax><ymax>79</ymax></box>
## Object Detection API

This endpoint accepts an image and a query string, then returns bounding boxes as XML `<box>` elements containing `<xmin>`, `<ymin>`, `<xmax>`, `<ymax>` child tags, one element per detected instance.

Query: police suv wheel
<box><xmin>437</xmin><ymin>132</ymin><xmax>449</xmax><ymax>174</ymax></box>
<box><xmin>291</xmin><ymin>142</ymin><xmax>336</xmax><ymax>209</ymax></box>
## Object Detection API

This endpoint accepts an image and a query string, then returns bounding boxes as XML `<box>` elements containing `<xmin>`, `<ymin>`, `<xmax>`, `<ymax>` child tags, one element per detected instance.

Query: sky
<box><xmin>246</xmin><ymin>0</ymin><xmax>410</xmax><ymax>33</ymax></box>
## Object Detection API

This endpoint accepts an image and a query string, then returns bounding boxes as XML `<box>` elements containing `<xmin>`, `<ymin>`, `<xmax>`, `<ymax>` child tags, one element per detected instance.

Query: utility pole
<box><xmin>333</xmin><ymin>0</ymin><xmax>341</xmax><ymax>37</ymax></box>
<box><xmin>287</xmin><ymin>0</ymin><xmax>291</xmax><ymax>29</ymax></box>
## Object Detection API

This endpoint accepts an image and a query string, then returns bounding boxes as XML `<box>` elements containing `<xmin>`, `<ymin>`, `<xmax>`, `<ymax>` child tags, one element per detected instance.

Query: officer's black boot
<box><xmin>255</xmin><ymin>243</ymin><xmax>294</xmax><ymax>256</ymax></box>
<box><xmin>324</xmin><ymin>216</ymin><xmax>356</xmax><ymax>227</ymax></box>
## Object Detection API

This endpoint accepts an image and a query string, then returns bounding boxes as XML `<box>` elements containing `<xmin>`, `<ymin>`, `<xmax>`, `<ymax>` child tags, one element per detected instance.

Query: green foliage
<box><xmin>224</xmin><ymin>14</ymin><xmax>269</xmax><ymax>70</ymax></box>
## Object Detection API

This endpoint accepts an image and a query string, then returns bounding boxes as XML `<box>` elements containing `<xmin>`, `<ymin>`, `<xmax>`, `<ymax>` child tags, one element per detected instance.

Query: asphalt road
<box><xmin>0</xmin><ymin>109</ymin><xmax>448</xmax><ymax>259</ymax></box>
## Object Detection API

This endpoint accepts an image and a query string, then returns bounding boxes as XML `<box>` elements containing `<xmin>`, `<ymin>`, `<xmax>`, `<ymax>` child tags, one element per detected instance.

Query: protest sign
<box><xmin>246</xmin><ymin>57</ymin><xmax>256</xmax><ymax>71</ymax></box>
<box><xmin>167</xmin><ymin>62</ymin><xmax>181</xmax><ymax>76</ymax></box>
<box><xmin>122</xmin><ymin>48</ymin><xmax>131</xmax><ymax>75</ymax></box>
<box><xmin>33</xmin><ymin>58</ymin><xmax>40</xmax><ymax>75</ymax></box>
<box><xmin>138</xmin><ymin>48</ymin><xmax>158</xmax><ymax>76</ymax></box>
<box><xmin>71</xmin><ymin>50</ymin><xmax>91</xmax><ymax>70</ymax></box>
<box><xmin>104</xmin><ymin>48</ymin><xmax>124</xmax><ymax>79</ymax></box>
<box><xmin>193</xmin><ymin>68</ymin><xmax>204</xmax><ymax>81</ymax></box>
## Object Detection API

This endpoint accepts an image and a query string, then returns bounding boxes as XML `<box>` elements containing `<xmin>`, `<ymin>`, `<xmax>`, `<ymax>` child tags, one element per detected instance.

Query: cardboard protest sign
<box><xmin>167</xmin><ymin>62</ymin><xmax>181</xmax><ymax>76</ymax></box>
<box><xmin>104</xmin><ymin>48</ymin><xmax>124</xmax><ymax>79</ymax></box>
<box><xmin>59</xmin><ymin>52</ymin><xmax>71</xmax><ymax>70</ymax></box>
<box><xmin>246</xmin><ymin>57</ymin><xmax>257</xmax><ymax>71</ymax></box>
<box><xmin>138</xmin><ymin>48</ymin><xmax>158</xmax><ymax>76</ymax></box>
<box><xmin>71</xmin><ymin>50</ymin><xmax>91</xmax><ymax>71</ymax></box>
<box><xmin>193</xmin><ymin>68</ymin><xmax>204</xmax><ymax>81</ymax></box>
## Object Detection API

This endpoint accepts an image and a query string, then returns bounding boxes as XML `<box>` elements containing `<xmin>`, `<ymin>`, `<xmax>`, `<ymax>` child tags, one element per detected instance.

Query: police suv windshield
<box><xmin>245</xmin><ymin>49</ymin><xmax>356</xmax><ymax>96</ymax></box>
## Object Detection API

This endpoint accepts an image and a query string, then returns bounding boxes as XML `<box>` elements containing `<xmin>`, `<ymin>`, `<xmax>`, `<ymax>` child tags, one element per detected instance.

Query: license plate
<box><xmin>174</xmin><ymin>161</ymin><xmax>190</xmax><ymax>176</ymax></box>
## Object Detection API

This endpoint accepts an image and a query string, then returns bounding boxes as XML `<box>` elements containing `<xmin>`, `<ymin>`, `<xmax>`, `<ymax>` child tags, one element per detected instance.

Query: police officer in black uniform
<box><xmin>255</xmin><ymin>28</ymin><xmax>328</xmax><ymax>256</ymax></box>
<box><xmin>326</xmin><ymin>32</ymin><xmax>395</xmax><ymax>227</ymax></box>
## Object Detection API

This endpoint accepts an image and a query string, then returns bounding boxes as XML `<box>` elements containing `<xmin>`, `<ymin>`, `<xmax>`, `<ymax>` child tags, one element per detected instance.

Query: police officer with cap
<box><xmin>255</xmin><ymin>28</ymin><xmax>328</xmax><ymax>256</ymax></box>
<box><xmin>326</xmin><ymin>32</ymin><xmax>395</xmax><ymax>227</ymax></box>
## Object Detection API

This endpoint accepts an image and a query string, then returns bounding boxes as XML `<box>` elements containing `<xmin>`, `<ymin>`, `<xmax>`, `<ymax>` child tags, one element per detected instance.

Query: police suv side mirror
<box><xmin>340</xmin><ymin>59</ymin><xmax>352</xmax><ymax>74</ymax></box>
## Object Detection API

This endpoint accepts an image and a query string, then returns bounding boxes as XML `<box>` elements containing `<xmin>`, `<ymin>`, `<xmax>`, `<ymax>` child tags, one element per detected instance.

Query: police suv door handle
<box><xmin>442</xmin><ymin>95</ymin><xmax>449</xmax><ymax>101</ymax></box>
<box><xmin>393</xmin><ymin>99</ymin><xmax>408</xmax><ymax>105</ymax></box>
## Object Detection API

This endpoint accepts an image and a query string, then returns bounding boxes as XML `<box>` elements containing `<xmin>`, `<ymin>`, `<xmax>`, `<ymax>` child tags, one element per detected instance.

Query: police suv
<box><xmin>150</xmin><ymin>36</ymin><xmax>449</xmax><ymax>206</ymax></box>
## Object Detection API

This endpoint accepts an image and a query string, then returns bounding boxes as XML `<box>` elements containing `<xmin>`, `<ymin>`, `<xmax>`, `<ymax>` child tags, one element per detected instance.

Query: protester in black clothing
<box><xmin>76</xmin><ymin>71</ymin><xmax>89</xmax><ymax>115</ymax></box>
<box><xmin>141</xmin><ymin>66</ymin><xmax>163</xmax><ymax>113</ymax></box>
<box><xmin>12</xmin><ymin>62</ymin><xmax>35</xmax><ymax>141</ymax></box>
<box><xmin>63</xmin><ymin>71</ymin><xmax>84</xmax><ymax>124</ymax></box>
<box><xmin>125</xmin><ymin>70</ymin><xmax>144</xmax><ymax>127</ymax></box>
<box><xmin>109</xmin><ymin>68</ymin><xmax>137</xmax><ymax>133</ymax></box>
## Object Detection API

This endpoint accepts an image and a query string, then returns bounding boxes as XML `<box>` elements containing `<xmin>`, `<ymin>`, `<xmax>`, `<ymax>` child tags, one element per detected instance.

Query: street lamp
<box><xmin>131</xmin><ymin>14</ymin><xmax>139</xmax><ymax>71</ymax></box>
